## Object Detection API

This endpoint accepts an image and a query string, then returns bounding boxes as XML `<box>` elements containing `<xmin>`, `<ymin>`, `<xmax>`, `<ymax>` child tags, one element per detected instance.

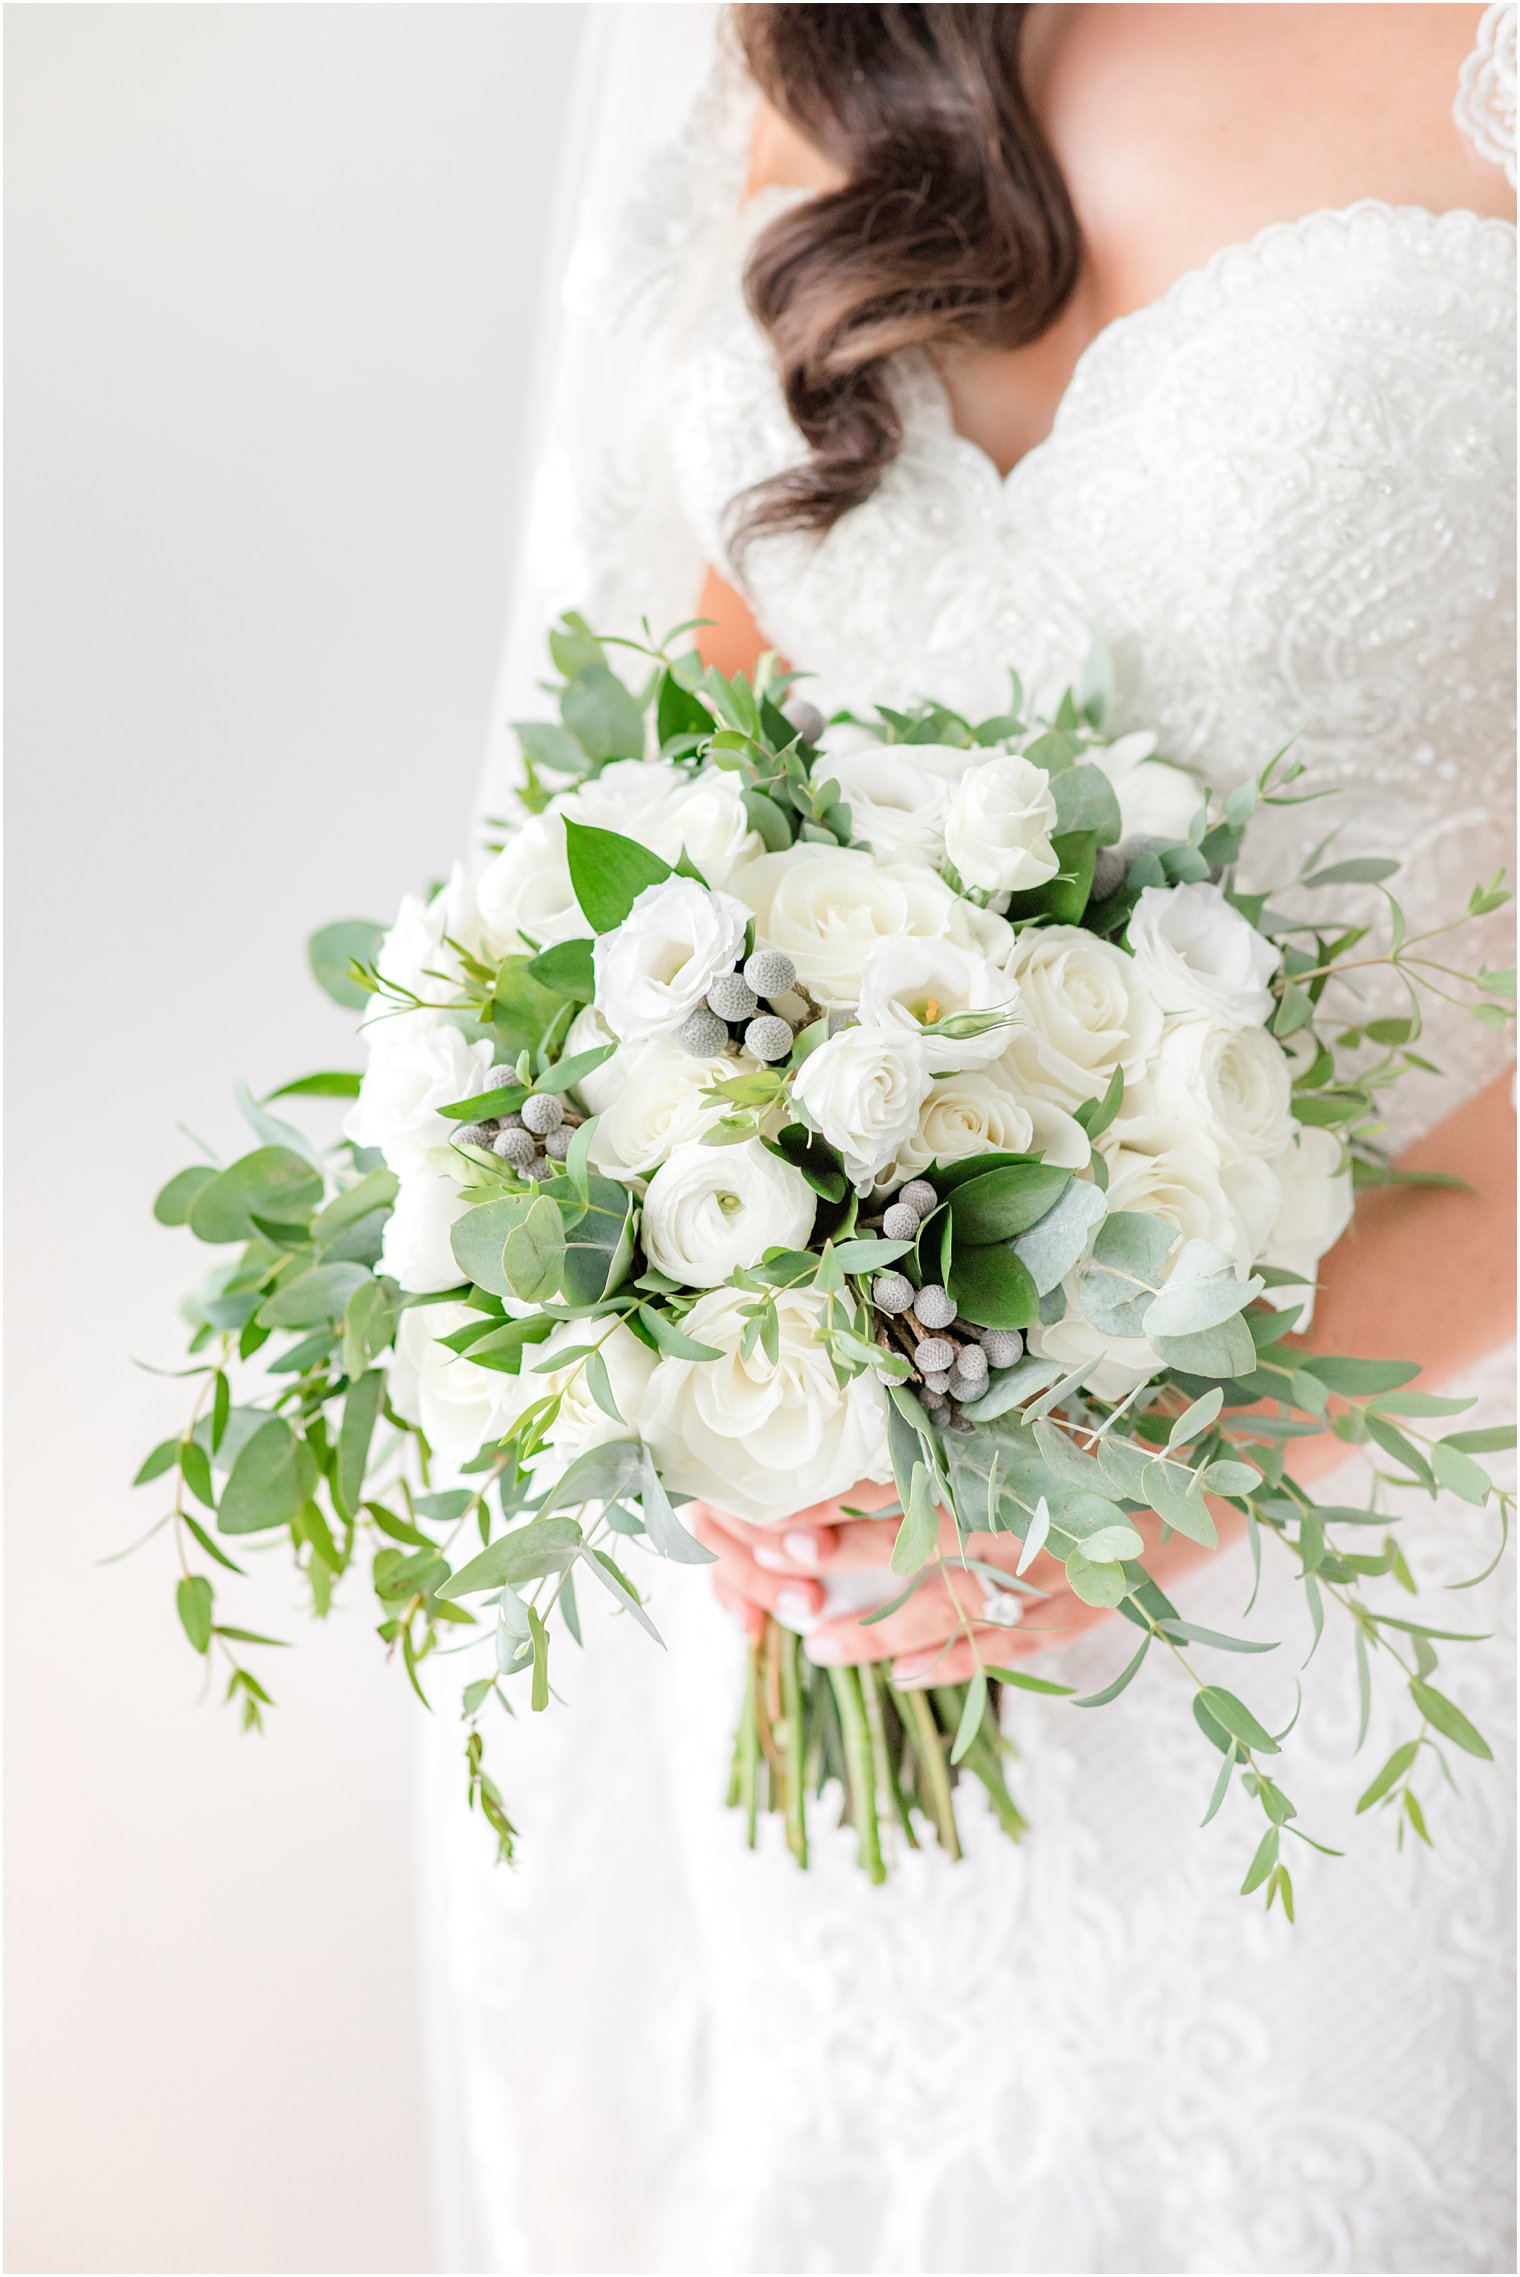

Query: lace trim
<box><xmin>1457</xmin><ymin>1</ymin><xmax>1518</xmax><ymax>186</ymax></box>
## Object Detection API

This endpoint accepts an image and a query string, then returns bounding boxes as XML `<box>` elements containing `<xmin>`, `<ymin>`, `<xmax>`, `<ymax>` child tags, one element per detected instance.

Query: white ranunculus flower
<box><xmin>875</xmin><ymin>1068</ymin><xmax>1089</xmax><ymax>1192</ymax></box>
<box><xmin>380</xmin><ymin>1168</ymin><xmax>471</xmax><ymax>1294</ymax></box>
<box><xmin>532</xmin><ymin>1321</ymin><xmax>658</xmax><ymax>1465</ymax></box>
<box><xmin>1262</xmin><ymin>1125</ymin><xmax>1354</xmax><ymax>1325</ymax></box>
<box><xmin>641</xmin><ymin>1285</ymin><xmax>893</xmax><ymax>1527</ymax></box>
<box><xmin>586</xmin><ymin>1037</ymin><xmax>745</xmax><ymax>1180</ymax></box>
<box><xmin>1127</xmin><ymin>882</ymin><xmax>1279</xmax><ymax>1029</ymax></box>
<box><xmin>344</xmin><ymin>1020</ymin><xmax>494</xmax><ymax>1174</ymax></box>
<box><xmin>593</xmin><ymin>875</ymin><xmax>749</xmax><ymax>1042</ymax></box>
<box><xmin>791</xmin><ymin>1022</ymin><xmax>933</xmax><ymax>1188</ymax></box>
<box><xmin>1000</xmin><ymin>926</ymin><xmax>1164</xmax><ymax>1111</ymax></box>
<box><xmin>855</xmin><ymin>936</ymin><xmax>1023</xmax><ymax>1072</ymax></box>
<box><xmin>943</xmin><ymin>752</ymin><xmax>1061</xmax><ymax>894</ymax></box>
<box><xmin>1138</xmin><ymin>1015</ymin><xmax>1295</xmax><ymax>1160</ymax></box>
<box><xmin>389</xmin><ymin>1302</ymin><xmax>530</xmax><ymax>1475</ymax></box>
<box><xmin>733</xmin><ymin>844</ymin><xmax>1013</xmax><ymax>1006</ymax></box>
<box><xmin>1089</xmin><ymin>733</ymin><xmax>1204</xmax><ymax>843</ymax></box>
<box><xmin>825</xmin><ymin>743</ymin><xmax>978</xmax><ymax>866</ymax></box>
<box><xmin>640</xmin><ymin>1137</ymin><xmax>816</xmax><ymax>1287</ymax></box>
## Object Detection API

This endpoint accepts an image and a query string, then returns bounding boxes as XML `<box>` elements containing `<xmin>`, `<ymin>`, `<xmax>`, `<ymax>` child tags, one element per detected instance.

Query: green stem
<box><xmin>737</xmin><ymin>1640</ymin><xmax>761</xmax><ymax>1848</ymax></box>
<box><xmin>899</xmin><ymin>1684</ymin><xmax>962</xmax><ymax>1860</ymax></box>
<box><xmin>861</xmin><ymin>1660</ymin><xmax>919</xmax><ymax>1850</ymax></box>
<box><xmin>827</xmin><ymin>1665</ymin><xmax>886</xmax><ymax>1884</ymax></box>
<box><xmin>779</xmin><ymin>1624</ymin><xmax>808</xmax><ymax>1869</ymax></box>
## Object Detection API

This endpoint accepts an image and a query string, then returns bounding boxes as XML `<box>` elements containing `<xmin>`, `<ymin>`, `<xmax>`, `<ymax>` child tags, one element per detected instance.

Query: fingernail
<box><xmin>784</xmin><ymin>1531</ymin><xmax>822</xmax><ymax>1567</ymax></box>
<box><xmin>753</xmin><ymin>1545</ymin><xmax>791</xmax><ymax>1572</ymax></box>
<box><xmin>803</xmin><ymin>1631</ymin><xmax>844</xmax><ymax>1665</ymax></box>
<box><xmin>777</xmin><ymin>1586</ymin><xmax>815</xmax><ymax>1620</ymax></box>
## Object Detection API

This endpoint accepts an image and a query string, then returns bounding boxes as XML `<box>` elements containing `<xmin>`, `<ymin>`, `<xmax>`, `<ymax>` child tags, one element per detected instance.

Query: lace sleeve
<box><xmin>1456</xmin><ymin>1</ymin><xmax>1517</xmax><ymax>185</ymax></box>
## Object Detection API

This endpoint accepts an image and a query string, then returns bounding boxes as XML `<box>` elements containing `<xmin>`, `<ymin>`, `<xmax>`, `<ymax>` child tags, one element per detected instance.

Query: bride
<box><xmin>425</xmin><ymin>8</ymin><xmax>1517</xmax><ymax>2271</ymax></box>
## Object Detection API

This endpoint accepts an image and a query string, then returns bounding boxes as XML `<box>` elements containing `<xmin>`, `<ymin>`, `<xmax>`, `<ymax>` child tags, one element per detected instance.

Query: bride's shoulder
<box><xmin>1044</xmin><ymin>4</ymin><xmax>1513</xmax><ymax>305</ymax></box>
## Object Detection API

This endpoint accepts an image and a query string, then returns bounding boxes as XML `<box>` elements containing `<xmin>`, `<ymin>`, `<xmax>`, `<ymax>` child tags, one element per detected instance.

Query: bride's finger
<box><xmin>891</xmin><ymin>1625</ymin><xmax>1021</xmax><ymax>1688</ymax></box>
<box><xmin>690</xmin><ymin>1505</ymin><xmax>827</xmax><ymax>1622</ymax></box>
<box><xmin>802</xmin><ymin>1573</ymin><xmax>977</xmax><ymax>1666</ymax></box>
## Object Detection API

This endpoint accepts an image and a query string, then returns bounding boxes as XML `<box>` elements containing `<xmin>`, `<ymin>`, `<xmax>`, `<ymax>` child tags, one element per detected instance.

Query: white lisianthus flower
<box><xmin>1000</xmin><ymin>925</ymin><xmax>1164</xmax><ymax>1111</ymax></box>
<box><xmin>531</xmin><ymin>1321</ymin><xmax>658</xmax><ymax>1465</ymax></box>
<box><xmin>344</xmin><ymin>1021</ymin><xmax>494</xmax><ymax>1174</ymax></box>
<box><xmin>1262</xmin><ymin>1125</ymin><xmax>1354</xmax><ymax>1325</ymax></box>
<box><xmin>1127</xmin><ymin>882</ymin><xmax>1279</xmax><ymax>1029</ymax></box>
<box><xmin>875</xmin><ymin>1068</ymin><xmax>1089</xmax><ymax>1192</ymax></box>
<box><xmin>733</xmin><ymin>844</ymin><xmax>1009</xmax><ymax>1005</ymax></box>
<box><xmin>389</xmin><ymin>1302</ymin><xmax>530</xmax><ymax>1476</ymax></box>
<box><xmin>476</xmin><ymin>811</ymin><xmax>584</xmax><ymax>956</ymax></box>
<box><xmin>1136</xmin><ymin>1015</ymin><xmax>1295</xmax><ymax>1160</ymax></box>
<box><xmin>825</xmin><ymin>743</ymin><xmax>978</xmax><ymax>866</ymax></box>
<box><xmin>856</xmin><ymin>936</ymin><xmax>1023</xmax><ymax>1072</ymax></box>
<box><xmin>791</xmin><ymin>1022</ymin><xmax>933</xmax><ymax>1188</ymax></box>
<box><xmin>1089</xmin><ymin>733</ymin><xmax>1204</xmax><ymax>843</ymax></box>
<box><xmin>586</xmin><ymin>1038</ymin><xmax>748</xmax><ymax>1180</ymax></box>
<box><xmin>943</xmin><ymin>752</ymin><xmax>1061</xmax><ymax>894</ymax></box>
<box><xmin>640</xmin><ymin>1138</ymin><xmax>816</xmax><ymax>1287</ymax></box>
<box><xmin>562</xmin><ymin>1004</ymin><xmax>621</xmax><ymax>1112</ymax></box>
<box><xmin>641</xmin><ymin>1285</ymin><xmax>893</xmax><ymax>1527</ymax></box>
<box><xmin>372</xmin><ymin>864</ymin><xmax>486</xmax><ymax>1005</ymax></box>
<box><xmin>380</xmin><ymin>1168</ymin><xmax>471</xmax><ymax>1294</ymax></box>
<box><xmin>593</xmin><ymin>875</ymin><xmax>749</xmax><ymax>1042</ymax></box>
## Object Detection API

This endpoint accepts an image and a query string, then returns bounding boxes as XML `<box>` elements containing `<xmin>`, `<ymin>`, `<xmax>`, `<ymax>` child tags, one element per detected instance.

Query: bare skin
<box><xmin>694</xmin><ymin>7</ymin><xmax>1517</xmax><ymax>1671</ymax></box>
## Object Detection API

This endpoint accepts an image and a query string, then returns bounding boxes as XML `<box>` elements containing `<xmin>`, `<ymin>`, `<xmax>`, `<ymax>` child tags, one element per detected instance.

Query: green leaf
<box><xmin>560</xmin><ymin>1176</ymin><xmax>635</xmax><ymax>1307</ymax></box>
<box><xmin>217</xmin><ymin>1416</ymin><xmax>317</xmax><ymax>1535</ymax></box>
<box><xmin>440</xmin><ymin>1515</ymin><xmax>584</xmax><ymax>1598</ymax></box>
<box><xmin>134</xmin><ymin>1436</ymin><xmax>180</xmax><ymax>1486</ymax></box>
<box><xmin>891</xmin><ymin>1464</ymin><xmax>940</xmax><ymax>1576</ymax></box>
<box><xmin>257</xmin><ymin>1261</ymin><xmax>370</xmax><ymax>1328</ymax></box>
<box><xmin>1305</xmin><ymin>1356</ymin><xmax>1421</xmax><ymax>1396</ymax></box>
<box><xmin>984</xmin><ymin>1666</ymin><xmax>1074</xmax><ymax>1696</ymax></box>
<box><xmin>1409</xmin><ymin>1679</ymin><xmax>1492</xmax><ymax>1760</ymax></box>
<box><xmin>950</xmin><ymin>1668</ymin><xmax>990</xmax><ymax>1765</ymax></box>
<box><xmin>946</xmin><ymin>1241</ymin><xmax>1040</xmax><ymax>1331</ymax></box>
<box><xmin>449</xmin><ymin>1196</ymin><xmax>532</xmax><ymax>1300</ymax></box>
<box><xmin>639</xmin><ymin>1451</ymin><xmax>717</xmax><ymax>1565</ymax></box>
<box><xmin>1142</xmin><ymin>1457</ymin><xmax>1218</xmax><ymax>1547</ymax></box>
<box><xmin>176</xmin><ymin>1575</ymin><xmax>214</xmax><ymax>1654</ymax></box>
<box><xmin>188</xmin><ymin>1148</ymin><xmax>323</xmax><ymax>1246</ymax></box>
<box><xmin>503</xmin><ymin>1195</ymin><xmax>566</xmax><ymax>1304</ymax></box>
<box><xmin>946</xmin><ymin>1163</ymin><xmax>1073</xmax><ymax>1244</ymax></box>
<box><xmin>1302</xmin><ymin>855</ymin><xmax>1401</xmax><ymax>887</ymax></box>
<box><xmin>1167</xmin><ymin>1387</ymin><xmax>1224</xmax><ymax>1450</ymax></box>
<box><xmin>1073</xmin><ymin>1633</ymin><xmax>1151</xmax><ymax>1706</ymax></box>
<box><xmin>1240</xmin><ymin>1825</ymin><xmax>1280</xmax><ymax>1896</ymax></box>
<box><xmin>1151</xmin><ymin>1312</ymin><xmax>1256</xmax><ymax>1379</ymax></box>
<box><xmin>343</xmin><ymin>1277</ymin><xmax>397</xmax><ymax>1380</ymax></box>
<box><xmin>514</xmin><ymin>718</ymin><xmax>588</xmax><ymax>775</ymax></box>
<box><xmin>1050</xmin><ymin>763</ymin><xmax>1122</xmax><ymax>844</ymax></box>
<box><xmin>265</xmin><ymin>1070</ymin><xmax>363</xmax><ymax>1100</ymax></box>
<box><xmin>309</xmin><ymin>918</ymin><xmax>385</xmax><ymax>1010</ymax></box>
<box><xmin>1356</xmin><ymin>1738</ymin><xmax>1420</xmax><ymax>1811</ymax></box>
<box><xmin>563</xmin><ymin>819</ymin><xmax>671</xmax><ymax>933</ymax></box>
<box><xmin>525</xmin><ymin>937</ymin><xmax>596</xmax><ymax>1001</ymax></box>
<box><xmin>561</xmin><ymin>662</ymin><xmax>645</xmax><ymax>761</ymax></box>
<box><xmin>154</xmin><ymin>1165</ymin><xmax>217</xmax><ymax>1226</ymax></box>
<box><xmin>1442</xmin><ymin>1424</ymin><xmax>1516</xmax><ymax>1455</ymax></box>
<box><xmin>1196</xmin><ymin>1685</ymin><xmax>1280</xmax><ymax>1755</ymax></box>
<box><xmin>1430</xmin><ymin>1439</ymin><xmax>1492</xmax><ymax>1506</ymax></box>
<box><xmin>1011</xmin><ymin>1178</ymin><xmax>1107</xmax><ymax>1295</ymax></box>
<box><xmin>1062</xmin><ymin>1549</ymin><xmax>1130</xmax><ymax>1608</ymax></box>
<box><xmin>335</xmin><ymin>1370</ymin><xmax>384</xmax><ymax>1522</ymax></box>
<box><xmin>1079</xmin><ymin>1210</ymin><xmax>1174</xmax><ymax>1336</ymax></box>
<box><xmin>1144</xmin><ymin>1270</ymin><xmax>1262</xmax><ymax>1339</ymax></box>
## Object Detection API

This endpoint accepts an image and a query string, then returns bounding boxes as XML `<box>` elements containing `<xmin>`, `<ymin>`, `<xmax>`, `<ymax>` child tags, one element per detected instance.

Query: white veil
<box><xmin>472</xmin><ymin>0</ymin><xmax>754</xmax><ymax>835</ymax></box>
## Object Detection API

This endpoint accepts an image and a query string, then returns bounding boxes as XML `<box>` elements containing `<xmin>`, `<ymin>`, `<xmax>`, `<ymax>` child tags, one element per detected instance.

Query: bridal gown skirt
<box><xmin>421</xmin><ymin>1345</ymin><xmax>1516</xmax><ymax>2277</ymax></box>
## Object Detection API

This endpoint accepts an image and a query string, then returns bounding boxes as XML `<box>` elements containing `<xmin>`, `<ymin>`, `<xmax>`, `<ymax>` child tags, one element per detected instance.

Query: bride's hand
<box><xmin>689</xmin><ymin>1487</ymin><xmax>1139</xmax><ymax>1687</ymax></box>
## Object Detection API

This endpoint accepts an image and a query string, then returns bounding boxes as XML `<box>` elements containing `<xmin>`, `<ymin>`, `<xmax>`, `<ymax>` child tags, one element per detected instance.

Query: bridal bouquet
<box><xmin>138</xmin><ymin>616</ymin><xmax>1513</xmax><ymax>1907</ymax></box>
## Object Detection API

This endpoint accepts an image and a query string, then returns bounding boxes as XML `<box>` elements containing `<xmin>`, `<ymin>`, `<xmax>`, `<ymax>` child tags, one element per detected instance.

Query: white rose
<box><xmin>380</xmin><ymin>1168</ymin><xmax>470</xmax><ymax>1294</ymax></box>
<box><xmin>876</xmin><ymin>1067</ymin><xmax>1089</xmax><ymax>1192</ymax></box>
<box><xmin>1028</xmin><ymin>1308</ymin><xmax>1161</xmax><ymax>1404</ymax></box>
<box><xmin>732</xmin><ymin>844</ymin><xmax>1010</xmax><ymax>1007</ymax></box>
<box><xmin>476</xmin><ymin>811</ymin><xmax>583</xmax><ymax>955</ymax></box>
<box><xmin>825</xmin><ymin>743</ymin><xmax>977</xmax><ymax>866</ymax></box>
<box><xmin>943</xmin><ymin>753</ymin><xmax>1061</xmax><ymax>894</ymax></box>
<box><xmin>1127</xmin><ymin>882</ymin><xmax>1279</xmax><ymax>1029</ymax></box>
<box><xmin>586</xmin><ymin>1037</ymin><xmax>743</xmax><ymax>1180</ymax></box>
<box><xmin>641</xmin><ymin>1285</ymin><xmax>893</xmax><ymax>1527</ymax></box>
<box><xmin>659</xmin><ymin>767</ymin><xmax>763</xmax><ymax>886</ymax></box>
<box><xmin>344</xmin><ymin>1020</ymin><xmax>494</xmax><ymax>1174</ymax></box>
<box><xmin>593</xmin><ymin>875</ymin><xmax>749</xmax><ymax>1042</ymax></box>
<box><xmin>855</xmin><ymin>936</ymin><xmax>1022</xmax><ymax>1072</ymax></box>
<box><xmin>1137</xmin><ymin>1015</ymin><xmax>1295</xmax><ymax>1160</ymax></box>
<box><xmin>1000</xmin><ymin>926</ymin><xmax>1164</xmax><ymax>1111</ymax></box>
<box><xmin>1101</xmin><ymin>1112</ymin><xmax>1270</xmax><ymax>1273</ymax></box>
<box><xmin>640</xmin><ymin>1137</ymin><xmax>816</xmax><ymax>1287</ymax></box>
<box><xmin>791</xmin><ymin>1022</ymin><xmax>933</xmax><ymax>1188</ymax></box>
<box><xmin>389</xmin><ymin>1302</ymin><xmax>528</xmax><ymax>1476</ymax></box>
<box><xmin>1089</xmin><ymin>733</ymin><xmax>1203</xmax><ymax>843</ymax></box>
<box><xmin>1262</xmin><ymin>1125</ymin><xmax>1354</xmax><ymax>1326</ymax></box>
<box><xmin>532</xmin><ymin>1321</ymin><xmax>658</xmax><ymax>1465</ymax></box>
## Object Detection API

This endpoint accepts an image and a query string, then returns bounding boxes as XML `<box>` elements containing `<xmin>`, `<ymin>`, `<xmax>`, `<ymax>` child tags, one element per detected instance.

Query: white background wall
<box><xmin>6</xmin><ymin>8</ymin><xmax>584</xmax><ymax>2269</ymax></box>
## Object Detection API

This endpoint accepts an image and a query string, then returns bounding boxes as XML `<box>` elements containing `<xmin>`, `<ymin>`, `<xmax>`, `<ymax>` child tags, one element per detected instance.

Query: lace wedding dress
<box><xmin>423</xmin><ymin>11</ymin><xmax>1518</xmax><ymax>2270</ymax></box>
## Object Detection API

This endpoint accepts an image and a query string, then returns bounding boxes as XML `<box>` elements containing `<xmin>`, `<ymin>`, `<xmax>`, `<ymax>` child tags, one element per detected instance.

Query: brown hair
<box><xmin>730</xmin><ymin>4</ymin><xmax>1080</xmax><ymax>552</ymax></box>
